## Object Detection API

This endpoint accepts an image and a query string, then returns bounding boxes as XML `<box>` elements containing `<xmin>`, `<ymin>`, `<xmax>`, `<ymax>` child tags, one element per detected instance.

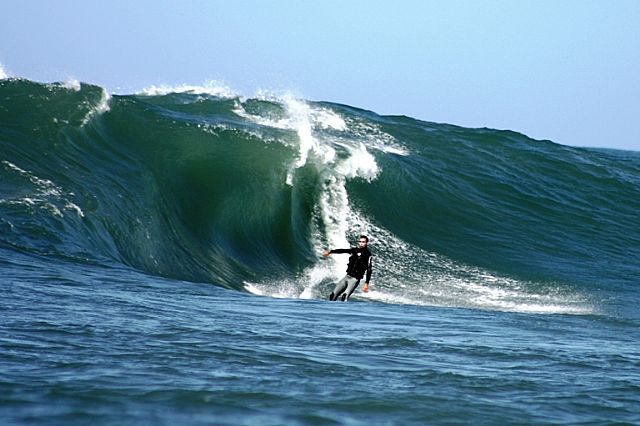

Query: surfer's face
<box><xmin>358</xmin><ymin>238</ymin><xmax>367</xmax><ymax>248</ymax></box>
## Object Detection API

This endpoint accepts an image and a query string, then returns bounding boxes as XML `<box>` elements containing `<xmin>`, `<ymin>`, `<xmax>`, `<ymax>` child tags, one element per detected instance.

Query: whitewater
<box><xmin>1</xmin><ymin>77</ymin><xmax>639</xmax><ymax>425</ymax></box>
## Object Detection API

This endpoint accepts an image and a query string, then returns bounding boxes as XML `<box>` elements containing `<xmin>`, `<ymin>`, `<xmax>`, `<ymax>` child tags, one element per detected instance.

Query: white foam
<box><xmin>140</xmin><ymin>81</ymin><xmax>237</xmax><ymax>98</ymax></box>
<box><xmin>232</xmin><ymin>94</ymin><xmax>345</xmax><ymax>185</ymax></box>
<box><xmin>334</xmin><ymin>142</ymin><xmax>379</xmax><ymax>180</ymax></box>
<box><xmin>0</xmin><ymin>161</ymin><xmax>85</xmax><ymax>219</ymax></box>
<box><xmin>232</xmin><ymin>92</ymin><xmax>404</xmax><ymax>299</ymax></box>
<box><xmin>2</xmin><ymin>161</ymin><xmax>61</xmax><ymax>196</ymax></box>
<box><xmin>63</xmin><ymin>78</ymin><xmax>81</xmax><ymax>91</ymax></box>
<box><xmin>81</xmin><ymin>88</ymin><xmax>111</xmax><ymax>126</ymax></box>
<box><xmin>344</xmin><ymin>118</ymin><xmax>409</xmax><ymax>156</ymax></box>
<box><xmin>234</xmin><ymin>92</ymin><xmax>386</xmax><ymax>186</ymax></box>
<box><xmin>244</xmin><ymin>280</ymin><xmax>303</xmax><ymax>299</ymax></box>
<box><xmin>65</xmin><ymin>201</ymin><xmax>85</xmax><ymax>218</ymax></box>
<box><xmin>0</xmin><ymin>63</ymin><xmax>8</xmax><ymax>79</ymax></box>
<box><xmin>284</xmin><ymin>96</ymin><xmax>317</xmax><ymax>169</ymax></box>
<box><xmin>309</xmin><ymin>106</ymin><xmax>347</xmax><ymax>131</ymax></box>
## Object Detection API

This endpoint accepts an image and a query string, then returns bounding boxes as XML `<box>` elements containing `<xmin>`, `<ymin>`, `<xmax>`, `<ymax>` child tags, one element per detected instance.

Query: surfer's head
<box><xmin>358</xmin><ymin>235</ymin><xmax>369</xmax><ymax>248</ymax></box>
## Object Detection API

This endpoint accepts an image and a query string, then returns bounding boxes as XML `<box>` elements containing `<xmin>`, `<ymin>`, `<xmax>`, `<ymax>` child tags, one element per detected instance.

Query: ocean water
<box><xmin>1</xmin><ymin>78</ymin><xmax>639</xmax><ymax>424</ymax></box>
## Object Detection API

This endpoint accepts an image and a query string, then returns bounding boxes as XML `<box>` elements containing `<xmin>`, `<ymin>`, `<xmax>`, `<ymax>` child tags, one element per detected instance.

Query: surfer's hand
<box><xmin>363</xmin><ymin>283</ymin><xmax>369</xmax><ymax>292</ymax></box>
<box><xmin>322</xmin><ymin>250</ymin><xmax>331</xmax><ymax>257</ymax></box>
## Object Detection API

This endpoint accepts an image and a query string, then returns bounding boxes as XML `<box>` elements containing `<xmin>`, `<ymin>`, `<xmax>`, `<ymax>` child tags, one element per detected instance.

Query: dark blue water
<box><xmin>1</xmin><ymin>79</ymin><xmax>639</xmax><ymax>424</ymax></box>
<box><xmin>3</xmin><ymin>251</ymin><xmax>639</xmax><ymax>425</ymax></box>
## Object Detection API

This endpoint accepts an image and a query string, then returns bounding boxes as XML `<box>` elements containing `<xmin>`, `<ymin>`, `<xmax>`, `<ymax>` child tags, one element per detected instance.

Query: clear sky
<box><xmin>1</xmin><ymin>1</ymin><xmax>639</xmax><ymax>150</ymax></box>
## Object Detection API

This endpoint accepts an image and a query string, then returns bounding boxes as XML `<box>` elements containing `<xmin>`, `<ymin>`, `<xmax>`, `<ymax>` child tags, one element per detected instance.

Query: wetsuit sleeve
<box><xmin>329</xmin><ymin>248</ymin><xmax>354</xmax><ymax>254</ymax></box>
<box><xmin>365</xmin><ymin>255</ymin><xmax>373</xmax><ymax>283</ymax></box>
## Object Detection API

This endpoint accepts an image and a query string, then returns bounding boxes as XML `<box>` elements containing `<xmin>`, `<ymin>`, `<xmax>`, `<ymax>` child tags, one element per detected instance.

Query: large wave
<box><xmin>1</xmin><ymin>78</ymin><xmax>638</xmax><ymax>314</ymax></box>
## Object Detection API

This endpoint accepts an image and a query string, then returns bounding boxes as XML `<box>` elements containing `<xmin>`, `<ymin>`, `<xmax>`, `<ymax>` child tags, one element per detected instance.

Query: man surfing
<box><xmin>323</xmin><ymin>235</ymin><xmax>373</xmax><ymax>301</ymax></box>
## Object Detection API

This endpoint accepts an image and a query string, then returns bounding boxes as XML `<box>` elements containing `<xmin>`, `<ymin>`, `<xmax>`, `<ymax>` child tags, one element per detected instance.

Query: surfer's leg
<box><xmin>330</xmin><ymin>276</ymin><xmax>349</xmax><ymax>301</ymax></box>
<box><xmin>342</xmin><ymin>277</ymin><xmax>360</xmax><ymax>301</ymax></box>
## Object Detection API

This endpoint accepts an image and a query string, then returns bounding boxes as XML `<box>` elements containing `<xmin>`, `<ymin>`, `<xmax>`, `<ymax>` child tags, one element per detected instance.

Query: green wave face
<box><xmin>1</xmin><ymin>79</ymin><xmax>639</xmax><ymax>314</ymax></box>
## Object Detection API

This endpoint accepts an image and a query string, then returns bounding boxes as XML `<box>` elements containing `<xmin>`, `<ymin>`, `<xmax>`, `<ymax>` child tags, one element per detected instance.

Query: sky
<box><xmin>1</xmin><ymin>1</ymin><xmax>639</xmax><ymax>151</ymax></box>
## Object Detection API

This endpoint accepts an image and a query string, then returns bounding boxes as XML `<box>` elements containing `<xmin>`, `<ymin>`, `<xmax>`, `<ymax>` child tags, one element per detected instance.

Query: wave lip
<box><xmin>138</xmin><ymin>81</ymin><xmax>238</xmax><ymax>98</ymax></box>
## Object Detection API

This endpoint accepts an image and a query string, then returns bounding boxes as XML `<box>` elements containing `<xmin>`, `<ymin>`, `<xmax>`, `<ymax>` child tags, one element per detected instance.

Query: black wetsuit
<box><xmin>328</xmin><ymin>247</ymin><xmax>373</xmax><ymax>301</ymax></box>
<box><xmin>330</xmin><ymin>247</ymin><xmax>373</xmax><ymax>282</ymax></box>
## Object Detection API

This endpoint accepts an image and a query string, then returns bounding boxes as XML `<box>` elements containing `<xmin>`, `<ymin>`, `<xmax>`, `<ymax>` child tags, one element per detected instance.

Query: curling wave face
<box><xmin>1</xmin><ymin>78</ymin><xmax>639</xmax><ymax>315</ymax></box>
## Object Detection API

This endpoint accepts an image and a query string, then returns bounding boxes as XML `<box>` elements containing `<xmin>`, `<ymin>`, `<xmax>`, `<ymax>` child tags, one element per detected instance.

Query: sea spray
<box><xmin>232</xmin><ymin>93</ymin><xmax>387</xmax><ymax>298</ymax></box>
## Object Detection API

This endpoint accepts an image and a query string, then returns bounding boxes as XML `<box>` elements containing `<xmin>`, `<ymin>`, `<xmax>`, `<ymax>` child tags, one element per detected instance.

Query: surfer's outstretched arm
<box><xmin>323</xmin><ymin>248</ymin><xmax>353</xmax><ymax>257</ymax></box>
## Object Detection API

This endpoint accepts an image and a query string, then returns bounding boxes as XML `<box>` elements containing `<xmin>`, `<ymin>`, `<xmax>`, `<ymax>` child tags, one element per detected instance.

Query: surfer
<box><xmin>323</xmin><ymin>235</ymin><xmax>373</xmax><ymax>301</ymax></box>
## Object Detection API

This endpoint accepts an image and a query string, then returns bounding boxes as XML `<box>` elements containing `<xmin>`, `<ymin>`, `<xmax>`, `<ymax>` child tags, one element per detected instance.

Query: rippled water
<box><xmin>2</xmin><ymin>252</ymin><xmax>639</xmax><ymax>425</ymax></box>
